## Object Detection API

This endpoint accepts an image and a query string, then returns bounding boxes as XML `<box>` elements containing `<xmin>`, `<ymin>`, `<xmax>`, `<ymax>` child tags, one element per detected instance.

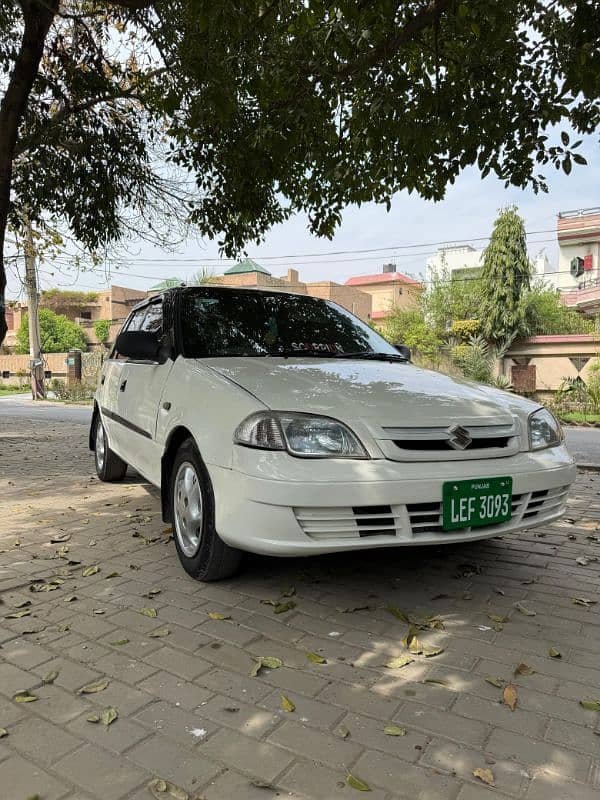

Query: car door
<box><xmin>97</xmin><ymin>307</ymin><xmax>146</xmax><ymax>463</ymax></box>
<box><xmin>117</xmin><ymin>298</ymin><xmax>174</xmax><ymax>484</ymax></box>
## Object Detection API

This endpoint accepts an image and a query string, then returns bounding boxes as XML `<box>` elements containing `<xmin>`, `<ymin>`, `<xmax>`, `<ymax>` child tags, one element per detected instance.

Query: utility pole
<box><xmin>23</xmin><ymin>218</ymin><xmax>45</xmax><ymax>399</ymax></box>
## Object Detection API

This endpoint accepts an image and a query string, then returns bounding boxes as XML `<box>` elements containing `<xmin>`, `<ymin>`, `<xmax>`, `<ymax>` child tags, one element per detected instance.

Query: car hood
<box><xmin>197</xmin><ymin>357</ymin><xmax>538</xmax><ymax>428</ymax></box>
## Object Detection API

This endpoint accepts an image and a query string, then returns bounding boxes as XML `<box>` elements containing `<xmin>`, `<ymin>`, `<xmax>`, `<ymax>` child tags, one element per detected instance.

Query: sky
<box><xmin>7</xmin><ymin>134</ymin><xmax>599</xmax><ymax>300</ymax></box>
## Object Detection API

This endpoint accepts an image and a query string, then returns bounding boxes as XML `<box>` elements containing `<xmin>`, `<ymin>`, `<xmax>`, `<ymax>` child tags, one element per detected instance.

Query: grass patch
<box><xmin>0</xmin><ymin>384</ymin><xmax>29</xmax><ymax>396</ymax></box>
<box><xmin>559</xmin><ymin>411</ymin><xmax>600</xmax><ymax>424</ymax></box>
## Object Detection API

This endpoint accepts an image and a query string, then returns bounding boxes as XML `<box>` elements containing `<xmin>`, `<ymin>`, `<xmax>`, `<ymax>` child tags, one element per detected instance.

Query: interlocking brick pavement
<box><xmin>1</xmin><ymin>413</ymin><xmax>599</xmax><ymax>799</ymax></box>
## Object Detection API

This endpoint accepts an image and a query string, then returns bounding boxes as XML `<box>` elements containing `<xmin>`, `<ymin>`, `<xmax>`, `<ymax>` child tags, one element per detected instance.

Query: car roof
<box><xmin>129</xmin><ymin>283</ymin><xmax>313</xmax><ymax>314</ymax></box>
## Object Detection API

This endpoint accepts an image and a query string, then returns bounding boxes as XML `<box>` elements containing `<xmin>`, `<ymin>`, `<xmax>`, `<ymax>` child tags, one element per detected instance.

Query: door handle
<box><xmin>120</xmin><ymin>380</ymin><xmax>127</xmax><ymax>392</ymax></box>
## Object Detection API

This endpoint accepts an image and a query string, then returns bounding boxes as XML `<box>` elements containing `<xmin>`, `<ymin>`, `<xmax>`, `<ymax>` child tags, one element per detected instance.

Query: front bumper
<box><xmin>208</xmin><ymin>445</ymin><xmax>577</xmax><ymax>556</ymax></box>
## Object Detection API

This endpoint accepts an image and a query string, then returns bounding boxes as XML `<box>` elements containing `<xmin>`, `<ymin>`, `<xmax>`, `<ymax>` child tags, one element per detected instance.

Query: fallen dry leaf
<box><xmin>0</xmin><ymin>727</ymin><xmax>7</xmax><ymax>738</ymax></box>
<box><xmin>42</xmin><ymin>670</ymin><xmax>59</xmax><ymax>685</ymax></box>
<box><xmin>305</xmin><ymin>651</ymin><xmax>327</xmax><ymax>664</ymax></box>
<box><xmin>385</xmin><ymin>655</ymin><xmax>415</xmax><ymax>669</ymax></box>
<box><xmin>207</xmin><ymin>612</ymin><xmax>231</xmax><ymax>620</ymax></box>
<box><xmin>335</xmin><ymin>725</ymin><xmax>350</xmax><ymax>738</ymax></box>
<box><xmin>473</xmin><ymin>767</ymin><xmax>495</xmax><ymax>786</ymax></box>
<box><xmin>514</xmin><ymin>663</ymin><xmax>535</xmax><ymax>676</ymax></box>
<box><xmin>383</xmin><ymin>724</ymin><xmax>407</xmax><ymax>736</ymax></box>
<box><xmin>280</xmin><ymin>694</ymin><xmax>295</xmax><ymax>712</ymax></box>
<box><xmin>148</xmin><ymin>627</ymin><xmax>170</xmax><ymax>638</ymax></box>
<box><xmin>485</xmin><ymin>676</ymin><xmax>504</xmax><ymax>688</ymax></box>
<box><xmin>572</xmin><ymin>596</ymin><xmax>597</xmax><ymax>607</ymax></box>
<box><xmin>488</xmin><ymin>613</ymin><xmax>509</xmax><ymax>624</ymax></box>
<box><xmin>274</xmin><ymin>600</ymin><xmax>296</xmax><ymax>614</ymax></box>
<box><xmin>78</xmin><ymin>679</ymin><xmax>109</xmax><ymax>694</ymax></box>
<box><xmin>579</xmin><ymin>700</ymin><xmax>600</xmax><ymax>711</ymax></box>
<box><xmin>13</xmin><ymin>690</ymin><xmax>38</xmax><ymax>703</ymax></box>
<box><xmin>514</xmin><ymin>602</ymin><xmax>536</xmax><ymax>616</ymax></box>
<box><xmin>82</xmin><ymin>565</ymin><xmax>100</xmax><ymax>577</ymax></box>
<box><xmin>549</xmin><ymin>647</ymin><xmax>561</xmax><ymax>658</ymax></box>
<box><xmin>347</xmin><ymin>773</ymin><xmax>371</xmax><ymax>792</ymax></box>
<box><xmin>110</xmin><ymin>638</ymin><xmax>130</xmax><ymax>646</ymax></box>
<box><xmin>100</xmin><ymin>706</ymin><xmax>118</xmax><ymax>726</ymax></box>
<box><xmin>147</xmin><ymin>778</ymin><xmax>188</xmax><ymax>800</ymax></box>
<box><xmin>503</xmin><ymin>683</ymin><xmax>518</xmax><ymax>711</ymax></box>
<box><xmin>138</xmin><ymin>607</ymin><xmax>157</xmax><ymax>618</ymax></box>
<box><xmin>250</xmin><ymin>656</ymin><xmax>284</xmax><ymax>676</ymax></box>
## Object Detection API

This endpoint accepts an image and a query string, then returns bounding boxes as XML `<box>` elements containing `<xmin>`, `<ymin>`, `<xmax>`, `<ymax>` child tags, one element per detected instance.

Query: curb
<box><xmin>577</xmin><ymin>463</ymin><xmax>600</xmax><ymax>473</ymax></box>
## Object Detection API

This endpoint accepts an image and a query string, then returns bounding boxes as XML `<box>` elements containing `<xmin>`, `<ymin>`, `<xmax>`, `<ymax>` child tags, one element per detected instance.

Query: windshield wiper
<box><xmin>336</xmin><ymin>351</ymin><xmax>408</xmax><ymax>362</ymax></box>
<box><xmin>267</xmin><ymin>349</ymin><xmax>345</xmax><ymax>358</ymax></box>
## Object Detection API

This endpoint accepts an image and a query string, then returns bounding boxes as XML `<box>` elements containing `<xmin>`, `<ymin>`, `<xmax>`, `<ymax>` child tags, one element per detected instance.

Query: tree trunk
<box><xmin>0</xmin><ymin>1</ymin><xmax>58</xmax><ymax>348</ymax></box>
<box><xmin>24</xmin><ymin>219</ymin><xmax>45</xmax><ymax>399</ymax></box>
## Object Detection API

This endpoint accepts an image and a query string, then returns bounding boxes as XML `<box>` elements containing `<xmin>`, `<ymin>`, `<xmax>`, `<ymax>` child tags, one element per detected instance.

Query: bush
<box><xmin>93</xmin><ymin>319</ymin><xmax>111</xmax><ymax>345</ymax></box>
<box><xmin>16</xmin><ymin>309</ymin><xmax>87</xmax><ymax>354</ymax></box>
<box><xmin>49</xmin><ymin>378</ymin><xmax>95</xmax><ymax>402</ymax></box>
<box><xmin>450</xmin><ymin>319</ymin><xmax>481</xmax><ymax>341</ymax></box>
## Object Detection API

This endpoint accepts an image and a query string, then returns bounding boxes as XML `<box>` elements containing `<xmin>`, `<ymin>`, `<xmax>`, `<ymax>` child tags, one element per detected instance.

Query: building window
<box><xmin>80</xmin><ymin>311</ymin><xmax>92</xmax><ymax>320</ymax></box>
<box><xmin>44</xmin><ymin>370</ymin><xmax>52</xmax><ymax>379</ymax></box>
<box><xmin>398</xmin><ymin>288</ymin><xmax>403</xmax><ymax>295</ymax></box>
<box><xmin>2</xmin><ymin>371</ymin><xmax>9</xmax><ymax>379</ymax></box>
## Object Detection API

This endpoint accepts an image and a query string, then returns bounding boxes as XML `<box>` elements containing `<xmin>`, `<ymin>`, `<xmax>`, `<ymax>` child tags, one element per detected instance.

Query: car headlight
<box><xmin>528</xmin><ymin>408</ymin><xmax>563</xmax><ymax>450</ymax></box>
<box><xmin>234</xmin><ymin>412</ymin><xmax>368</xmax><ymax>458</ymax></box>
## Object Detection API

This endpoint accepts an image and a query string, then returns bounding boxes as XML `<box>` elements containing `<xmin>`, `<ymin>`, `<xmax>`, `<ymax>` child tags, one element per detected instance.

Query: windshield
<box><xmin>179</xmin><ymin>287</ymin><xmax>399</xmax><ymax>358</ymax></box>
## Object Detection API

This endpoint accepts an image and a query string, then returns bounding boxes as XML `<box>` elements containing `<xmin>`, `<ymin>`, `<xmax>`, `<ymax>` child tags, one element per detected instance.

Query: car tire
<box><xmin>169</xmin><ymin>438</ymin><xmax>242</xmax><ymax>581</ymax></box>
<box><xmin>94</xmin><ymin>416</ymin><xmax>127</xmax><ymax>482</ymax></box>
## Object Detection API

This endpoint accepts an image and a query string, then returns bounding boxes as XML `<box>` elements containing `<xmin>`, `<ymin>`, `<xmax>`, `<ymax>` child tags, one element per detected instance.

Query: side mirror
<box><xmin>393</xmin><ymin>343</ymin><xmax>411</xmax><ymax>361</ymax></box>
<box><xmin>116</xmin><ymin>330</ymin><xmax>161</xmax><ymax>361</ymax></box>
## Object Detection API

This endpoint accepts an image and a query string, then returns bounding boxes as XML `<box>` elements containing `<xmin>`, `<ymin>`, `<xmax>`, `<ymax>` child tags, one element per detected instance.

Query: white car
<box><xmin>91</xmin><ymin>286</ymin><xmax>576</xmax><ymax>581</ymax></box>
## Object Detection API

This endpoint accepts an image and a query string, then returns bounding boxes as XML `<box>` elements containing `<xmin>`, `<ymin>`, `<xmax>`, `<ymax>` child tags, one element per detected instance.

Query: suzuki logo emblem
<box><xmin>447</xmin><ymin>424</ymin><xmax>472</xmax><ymax>450</ymax></box>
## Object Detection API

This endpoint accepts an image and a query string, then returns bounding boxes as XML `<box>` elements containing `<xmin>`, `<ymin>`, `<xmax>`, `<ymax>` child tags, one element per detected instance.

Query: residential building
<box><xmin>4</xmin><ymin>284</ymin><xmax>148</xmax><ymax>351</ymax></box>
<box><xmin>344</xmin><ymin>264</ymin><xmax>422</xmax><ymax>321</ymax></box>
<box><xmin>426</xmin><ymin>244</ymin><xmax>551</xmax><ymax>283</ymax></box>
<box><xmin>556</xmin><ymin>208</ymin><xmax>600</xmax><ymax>317</ymax></box>
<box><xmin>214</xmin><ymin>259</ymin><xmax>373</xmax><ymax>322</ymax></box>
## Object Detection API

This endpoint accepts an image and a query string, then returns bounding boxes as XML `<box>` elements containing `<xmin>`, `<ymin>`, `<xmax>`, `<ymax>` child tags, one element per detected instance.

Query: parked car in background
<box><xmin>90</xmin><ymin>286</ymin><xmax>576</xmax><ymax>580</ymax></box>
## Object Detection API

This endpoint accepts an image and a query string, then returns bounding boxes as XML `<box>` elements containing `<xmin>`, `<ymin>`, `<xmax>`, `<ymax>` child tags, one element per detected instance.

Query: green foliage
<box><xmin>381</xmin><ymin>308</ymin><xmax>444</xmax><ymax>360</ymax></box>
<box><xmin>49</xmin><ymin>378</ymin><xmax>95</xmax><ymax>403</ymax></box>
<box><xmin>480</xmin><ymin>207</ymin><xmax>531</xmax><ymax>346</ymax></box>
<box><xmin>450</xmin><ymin>319</ymin><xmax>481</xmax><ymax>341</ymax></box>
<box><xmin>422</xmin><ymin>268</ymin><xmax>484</xmax><ymax>333</ymax></box>
<box><xmin>93</xmin><ymin>319</ymin><xmax>111</xmax><ymax>345</ymax></box>
<box><xmin>452</xmin><ymin>335</ymin><xmax>494</xmax><ymax>383</ymax></box>
<box><xmin>524</xmin><ymin>283</ymin><xmax>595</xmax><ymax>335</ymax></box>
<box><xmin>16</xmin><ymin>309</ymin><xmax>87</xmax><ymax>354</ymax></box>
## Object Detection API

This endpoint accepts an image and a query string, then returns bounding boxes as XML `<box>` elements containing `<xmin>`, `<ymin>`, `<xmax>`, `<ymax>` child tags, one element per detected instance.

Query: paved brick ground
<box><xmin>1</xmin><ymin>414</ymin><xmax>599</xmax><ymax>800</ymax></box>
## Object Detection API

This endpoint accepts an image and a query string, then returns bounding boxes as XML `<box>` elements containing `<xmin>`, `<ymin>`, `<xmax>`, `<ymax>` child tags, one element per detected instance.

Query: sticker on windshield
<box><xmin>290</xmin><ymin>342</ymin><xmax>342</xmax><ymax>353</ymax></box>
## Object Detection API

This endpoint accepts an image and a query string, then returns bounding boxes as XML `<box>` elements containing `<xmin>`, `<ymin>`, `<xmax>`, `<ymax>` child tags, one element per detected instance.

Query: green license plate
<box><xmin>442</xmin><ymin>477</ymin><xmax>512</xmax><ymax>531</ymax></box>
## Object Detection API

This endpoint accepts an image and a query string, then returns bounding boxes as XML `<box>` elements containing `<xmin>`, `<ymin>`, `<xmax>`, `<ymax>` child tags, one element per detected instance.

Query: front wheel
<box><xmin>94</xmin><ymin>417</ymin><xmax>127</xmax><ymax>482</ymax></box>
<box><xmin>170</xmin><ymin>438</ymin><xmax>242</xmax><ymax>581</ymax></box>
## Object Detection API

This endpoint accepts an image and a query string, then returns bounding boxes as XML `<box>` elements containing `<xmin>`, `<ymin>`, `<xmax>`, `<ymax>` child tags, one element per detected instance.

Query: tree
<box><xmin>422</xmin><ymin>266</ymin><xmax>484</xmax><ymax>333</ymax></box>
<box><xmin>380</xmin><ymin>308</ymin><xmax>443</xmax><ymax>360</ymax></box>
<box><xmin>2</xmin><ymin>0</ymin><xmax>598</xmax><ymax>346</ymax></box>
<box><xmin>93</xmin><ymin>319</ymin><xmax>111</xmax><ymax>346</ymax></box>
<box><xmin>524</xmin><ymin>282</ymin><xmax>595</xmax><ymax>336</ymax></box>
<box><xmin>16</xmin><ymin>308</ymin><xmax>87</xmax><ymax>354</ymax></box>
<box><xmin>479</xmin><ymin>207</ymin><xmax>531</xmax><ymax>346</ymax></box>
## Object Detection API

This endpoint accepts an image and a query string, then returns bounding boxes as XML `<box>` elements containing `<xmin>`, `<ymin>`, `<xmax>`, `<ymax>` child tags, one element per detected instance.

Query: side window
<box><xmin>126</xmin><ymin>309</ymin><xmax>147</xmax><ymax>332</ymax></box>
<box><xmin>111</xmin><ymin>308</ymin><xmax>146</xmax><ymax>360</ymax></box>
<box><xmin>141</xmin><ymin>302</ymin><xmax>163</xmax><ymax>335</ymax></box>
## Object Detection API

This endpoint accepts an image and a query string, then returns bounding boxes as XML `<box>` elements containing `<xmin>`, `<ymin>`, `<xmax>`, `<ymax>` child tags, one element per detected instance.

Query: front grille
<box><xmin>380</xmin><ymin>423</ymin><xmax>520</xmax><ymax>461</ymax></box>
<box><xmin>394</xmin><ymin>436</ymin><xmax>511</xmax><ymax>452</ymax></box>
<box><xmin>407</xmin><ymin>494</ymin><xmax>526</xmax><ymax>536</ymax></box>
<box><xmin>294</xmin><ymin>505</ymin><xmax>400</xmax><ymax>541</ymax></box>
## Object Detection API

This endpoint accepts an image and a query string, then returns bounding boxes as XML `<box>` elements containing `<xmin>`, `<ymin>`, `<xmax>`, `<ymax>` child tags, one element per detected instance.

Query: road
<box><xmin>1</xmin><ymin>394</ymin><xmax>598</xmax><ymax>466</ymax></box>
<box><xmin>562</xmin><ymin>425</ymin><xmax>600</xmax><ymax>468</ymax></box>
<box><xmin>0</xmin><ymin>393</ymin><xmax>92</xmax><ymax>425</ymax></box>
